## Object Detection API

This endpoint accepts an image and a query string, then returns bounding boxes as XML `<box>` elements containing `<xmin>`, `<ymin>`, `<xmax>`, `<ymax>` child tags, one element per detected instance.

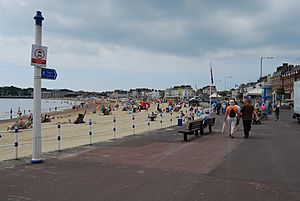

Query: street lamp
<box><xmin>260</xmin><ymin>56</ymin><xmax>273</xmax><ymax>77</ymax></box>
<box><xmin>215</xmin><ymin>80</ymin><xmax>222</xmax><ymax>91</ymax></box>
<box><xmin>224</xmin><ymin>76</ymin><xmax>232</xmax><ymax>91</ymax></box>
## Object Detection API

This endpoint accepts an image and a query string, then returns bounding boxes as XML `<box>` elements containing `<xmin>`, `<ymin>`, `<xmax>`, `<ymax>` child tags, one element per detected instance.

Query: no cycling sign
<box><xmin>31</xmin><ymin>44</ymin><xmax>47</xmax><ymax>67</ymax></box>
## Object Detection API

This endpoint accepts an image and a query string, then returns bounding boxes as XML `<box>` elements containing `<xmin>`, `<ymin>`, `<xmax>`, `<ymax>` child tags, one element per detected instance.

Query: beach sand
<box><xmin>0</xmin><ymin>100</ymin><xmax>180</xmax><ymax>161</ymax></box>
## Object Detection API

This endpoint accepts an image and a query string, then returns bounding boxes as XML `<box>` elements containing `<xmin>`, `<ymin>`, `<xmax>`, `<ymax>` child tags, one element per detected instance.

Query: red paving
<box><xmin>55</xmin><ymin>129</ymin><xmax>244</xmax><ymax>176</ymax></box>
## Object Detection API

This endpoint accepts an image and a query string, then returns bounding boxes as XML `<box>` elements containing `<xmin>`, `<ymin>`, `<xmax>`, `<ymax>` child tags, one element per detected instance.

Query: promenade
<box><xmin>0</xmin><ymin>110</ymin><xmax>299</xmax><ymax>201</ymax></box>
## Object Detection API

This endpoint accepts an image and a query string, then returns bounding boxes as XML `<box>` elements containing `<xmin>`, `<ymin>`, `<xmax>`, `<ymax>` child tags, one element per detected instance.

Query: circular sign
<box><xmin>34</xmin><ymin>48</ymin><xmax>45</xmax><ymax>59</ymax></box>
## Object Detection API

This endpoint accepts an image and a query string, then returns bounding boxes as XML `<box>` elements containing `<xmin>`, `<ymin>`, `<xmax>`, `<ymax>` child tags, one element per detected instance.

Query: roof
<box><xmin>244</xmin><ymin>87</ymin><xmax>262</xmax><ymax>96</ymax></box>
<box><xmin>209</xmin><ymin>92</ymin><xmax>222</xmax><ymax>98</ymax></box>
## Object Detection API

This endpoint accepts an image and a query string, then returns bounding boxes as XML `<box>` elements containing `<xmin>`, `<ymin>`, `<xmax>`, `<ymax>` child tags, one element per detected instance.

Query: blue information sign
<box><xmin>41</xmin><ymin>68</ymin><xmax>57</xmax><ymax>80</ymax></box>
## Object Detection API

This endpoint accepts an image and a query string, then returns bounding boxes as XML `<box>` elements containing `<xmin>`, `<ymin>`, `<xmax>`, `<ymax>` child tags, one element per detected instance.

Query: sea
<box><xmin>0</xmin><ymin>98</ymin><xmax>79</xmax><ymax>120</ymax></box>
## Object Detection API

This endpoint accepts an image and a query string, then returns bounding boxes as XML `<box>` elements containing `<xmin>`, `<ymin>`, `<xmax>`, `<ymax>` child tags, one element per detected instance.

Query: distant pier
<box><xmin>0</xmin><ymin>96</ymin><xmax>33</xmax><ymax>99</ymax></box>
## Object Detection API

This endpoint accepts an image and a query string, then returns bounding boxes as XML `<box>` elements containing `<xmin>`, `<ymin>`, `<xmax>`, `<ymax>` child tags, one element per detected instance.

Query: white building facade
<box><xmin>165</xmin><ymin>85</ymin><xmax>195</xmax><ymax>100</ymax></box>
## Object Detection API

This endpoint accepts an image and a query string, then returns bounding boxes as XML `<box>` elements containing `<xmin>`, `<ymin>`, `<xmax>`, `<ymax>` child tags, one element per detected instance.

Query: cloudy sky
<box><xmin>1</xmin><ymin>0</ymin><xmax>300</xmax><ymax>92</ymax></box>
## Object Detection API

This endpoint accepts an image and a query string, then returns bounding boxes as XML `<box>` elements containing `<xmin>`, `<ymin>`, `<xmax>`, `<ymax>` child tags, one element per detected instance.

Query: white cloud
<box><xmin>0</xmin><ymin>35</ymin><xmax>33</xmax><ymax>65</ymax></box>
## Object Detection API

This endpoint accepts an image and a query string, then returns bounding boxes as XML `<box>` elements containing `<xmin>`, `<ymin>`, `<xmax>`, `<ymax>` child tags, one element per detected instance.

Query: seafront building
<box><xmin>164</xmin><ymin>85</ymin><xmax>195</xmax><ymax>100</ymax></box>
<box><xmin>110</xmin><ymin>89</ymin><xmax>128</xmax><ymax>99</ymax></box>
<box><xmin>271</xmin><ymin>63</ymin><xmax>300</xmax><ymax>100</ymax></box>
<box><xmin>228</xmin><ymin>63</ymin><xmax>300</xmax><ymax>102</ymax></box>
<box><xmin>128</xmin><ymin>88</ymin><xmax>160</xmax><ymax>100</ymax></box>
<box><xmin>3</xmin><ymin>62</ymin><xmax>300</xmax><ymax>102</ymax></box>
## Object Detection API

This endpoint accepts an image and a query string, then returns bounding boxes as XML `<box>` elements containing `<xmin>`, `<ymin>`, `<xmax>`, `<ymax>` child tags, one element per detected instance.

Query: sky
<box><xmin>1</xmin><ymin>0</ymin><xmax>300</xmax><ymax>92</ymax></box>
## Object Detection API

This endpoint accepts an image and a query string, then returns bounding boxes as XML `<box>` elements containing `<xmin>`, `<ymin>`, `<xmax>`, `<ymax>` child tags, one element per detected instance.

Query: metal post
<box><xmin>32</xmin><ymin>11</ymin><xmax>44</xmax><ymax>163</ymax></box>
<box><xmin>89</xmin><ymin>119</ymin><xmax>92</xmax><ymax>145</ymax></box>
<box><xmin>132</xmin><ymin>114</ymin><xmax>135</xmax><ymax>135</ymax></box>
<box><xmin>224</xmin><ymin>76</ymin><xmax>232</xmax><ymax>91</ymax></box>
<box><xmin>160</xmin><ymin>113</ymin><xmax>163</xmax><ymax>128</ymax></box>
<box><xmin>14</xmin><ymin>126</ymin><xmax>19</xmax><ymax>160</ymax></box>
<box><xmin>260</xmin><ymin>56</ymin><xmax>273</xmax><ymax>78</ymax></box>
<box><xmin>57</xmin><ymin>123</ymin><xmax>61</xmax><ymax>151</ymax></box>
<box><xmin>170</xmin><ymin>112</ymin><xmax>173</xmax><ymax>126</ymax></box>
<box><xmin>260</xmin><ymin>57</ymin><xmax>263</xmax><ymax>78</ymax></box>
<box><xmin>113</xmin><ymin>117</ymin><xmax>116</xmax><ymax>140</ymax></box>
<box><xmin>147</xmin><ymin>118</ymin><xmax>150</xmax><ymax>132</ymax></box>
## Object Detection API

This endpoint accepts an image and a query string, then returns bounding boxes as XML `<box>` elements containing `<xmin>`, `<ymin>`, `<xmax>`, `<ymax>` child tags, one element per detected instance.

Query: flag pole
<box><xmin>209</xmin><ymin>60</ymin><xmax>212</xmax><ymax>114</ymax></box>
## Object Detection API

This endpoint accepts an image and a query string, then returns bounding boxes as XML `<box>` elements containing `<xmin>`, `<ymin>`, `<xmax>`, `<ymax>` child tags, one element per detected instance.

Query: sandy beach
<box><xmin>0</xmin><ymin>100</ymin><xmax>180</xmax><ymax>161</ymax></box>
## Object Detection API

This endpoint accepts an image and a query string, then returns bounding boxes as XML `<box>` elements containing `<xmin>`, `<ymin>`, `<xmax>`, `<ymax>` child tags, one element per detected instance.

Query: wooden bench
<box><xmin>178</xmin><ymin>117</ymin><xmax>215</xmax><ymax>141</ymax></box>
<box><xmin>203</xmin><ymin>117</ymin><xmax>216</xmax><ymax>133</ymax></box>
<box><xmin>178</xmin><ymin>119</ymin><xmax>206</xmax><ymax>141</ymax></box>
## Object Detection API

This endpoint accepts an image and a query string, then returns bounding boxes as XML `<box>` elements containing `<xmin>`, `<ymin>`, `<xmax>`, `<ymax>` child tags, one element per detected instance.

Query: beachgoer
<box><xmin>216</xmin><ymin>102</ymin><xmax>221</xmax><ymax>115</ymax></box>
<box><xmin>202</xmin><ymin>110</ymin><xmax>211</xmax><ymax>120</ymax></box>
<box><xmin>212</xmin><ymin>102</ymin><xmax>217</xmax><ymax>111</ymax></box>
<box><xmin>179</xmin><ymin>111</ymin><xmax>185</xmax><ymax>118</ymax></box>
<box><xmin>241</xmin><ymin>99</ymin><xmax>256</xmax><ymax>138</ymax></box>
<box><xmin>260</xmin><ymin>102</ymin><xmax>267</xmax><ymax>111</ymax></box>
<box><xmin>267</xmin><ymin>101</ymin><xmax>273</xmax><ymax>114</ymax></box>
<box><xmin>221</xmin><ymin>102</ymin><xmax>227</xmax><ymax>114</ymax></box>
<box><xmin>254</xmin><ymin>101</ymin><xmax>260</xmax><ymax>112</ymax></box>
<box><xmin>224</xmin><ymin>100</ymin><xmax>240</xmax><ymax>138</ymax></box>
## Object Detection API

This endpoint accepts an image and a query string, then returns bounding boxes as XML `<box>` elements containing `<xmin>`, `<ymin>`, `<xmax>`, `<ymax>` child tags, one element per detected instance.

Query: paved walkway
<box><xmin>0</xmin><ymin>111</ymin><xmax>299</xmax><ymax>201</ymax></box>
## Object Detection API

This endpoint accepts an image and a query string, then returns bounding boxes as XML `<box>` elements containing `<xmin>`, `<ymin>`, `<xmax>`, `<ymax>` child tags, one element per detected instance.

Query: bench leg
<box><xmin>195</xmin><ymin>130</ymin><xmax>199</xmax><ymax>136</ymax></box>
<box><xmin>184</xmin><ymin>133</ymin><xmax>188</xmax><ymax>141</ymax></box>
<box><xmin>209</xmin><ymin>125</ymin><xmax>212</xmax><ymax>133</ymax></box>
<box><xmin>200</xmin><ymin>129</ymin><xmax>204</xmax><ymax>135</ymax></box>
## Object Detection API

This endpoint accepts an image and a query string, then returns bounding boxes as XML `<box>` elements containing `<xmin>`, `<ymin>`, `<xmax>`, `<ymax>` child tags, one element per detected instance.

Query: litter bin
<box><xmin>178</xmin><ymin>118</ymin><xmax>182</xmax><ymax>126</ymax></box>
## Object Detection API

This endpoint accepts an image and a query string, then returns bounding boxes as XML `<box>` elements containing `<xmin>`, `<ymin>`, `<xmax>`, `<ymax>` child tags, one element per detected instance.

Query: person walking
<box><xmin>224</xmin><ymin>100</ymin><xmax>240</xmax><ymax>138</ymax></box>
<box><xmin>241</xmin><ymin>99</ymin><xmax>256</xmax><ymax>138</ymax></box>
<box><xmin>274</xmin><ymin>104</ymin><xmax>280</xmax><ymax>120</ymax></box>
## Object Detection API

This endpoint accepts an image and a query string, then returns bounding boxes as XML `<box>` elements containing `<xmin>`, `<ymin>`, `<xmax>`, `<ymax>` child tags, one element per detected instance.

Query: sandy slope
<box><xmin>0</xmin><ymin>101</ymin><xmax>180</xmax><ymax>161</ymax></box>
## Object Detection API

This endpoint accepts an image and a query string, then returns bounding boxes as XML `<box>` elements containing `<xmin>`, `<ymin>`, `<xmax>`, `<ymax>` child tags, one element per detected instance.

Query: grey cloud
<box><xmin>1</xmin><ymin>0</ymin><xmax>296</xmax><ymax>58</ymax></box>
<box><xmin>1</xmin><ymin>0</ymin><xmax>300</xmax><ymax>91</ymax></box>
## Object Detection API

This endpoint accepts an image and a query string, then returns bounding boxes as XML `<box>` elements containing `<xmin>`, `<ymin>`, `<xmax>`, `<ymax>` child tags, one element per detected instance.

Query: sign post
<box><xmin>31</xmin><ymin>11</ymin><xmax>44</xmax><ymax>164</ymax></box>
<box><xmin>41</xmin><ymin>68</ymin><xmax>57</xmax><ymax>80</ymax></box>
<box><xmin>31</xmin><ymin>45</ymin><xmax>47</xmax><ymax>67</ymax></box>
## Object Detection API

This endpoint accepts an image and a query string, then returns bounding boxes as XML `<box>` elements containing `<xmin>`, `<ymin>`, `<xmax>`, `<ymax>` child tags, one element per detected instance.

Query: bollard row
<box><xmin>1</xmin><ymin>112</ymin><xmax>178</xmax><ymax>161</ymax></box>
